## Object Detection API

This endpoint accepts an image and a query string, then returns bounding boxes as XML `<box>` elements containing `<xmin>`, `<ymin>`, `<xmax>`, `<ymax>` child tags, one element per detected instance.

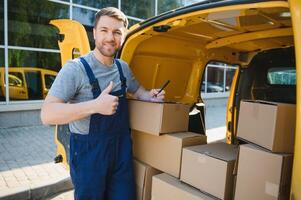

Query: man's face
<box><xmin>93</xmin><ymin>15</ymin><xmax>126</xmax><ymax>58</ymax></box>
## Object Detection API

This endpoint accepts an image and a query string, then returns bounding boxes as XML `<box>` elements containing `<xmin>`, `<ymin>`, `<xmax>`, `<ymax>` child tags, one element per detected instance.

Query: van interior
<box><xmin>118</xmin><ymin>1</ymin><xmax>295</xmax><ymax>141</ymax></box>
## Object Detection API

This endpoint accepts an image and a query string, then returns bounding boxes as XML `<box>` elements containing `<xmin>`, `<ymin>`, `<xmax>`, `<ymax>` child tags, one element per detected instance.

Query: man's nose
<box><xmin>105</xmin><ymin>31</ymin><xmax>115</xmax><ymax>41</ymax></box>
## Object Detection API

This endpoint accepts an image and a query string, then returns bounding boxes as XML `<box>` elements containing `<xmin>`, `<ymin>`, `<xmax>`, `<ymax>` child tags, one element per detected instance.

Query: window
<box><xmin>8</xmin><ymin>49</ymin><xmax>60</xmax><ymax>100</ymax></box>
<box><xmin>8</xmin><ymin>72</ymin><xmax>24</xmax><ymax>87</ymax></box>
<box><xmin>73</xmin><ymin>7</ymin><xmax>96</xmax><ymax>49</ymax></box>
<box><xmin>9</xmin><ymin>49</ymin><xmax>61</xmax><ymax>72</ymax></box>
<box><xmin>0</xmin><ymin>48</ymin><xmax>4</xmax><ymax>102</ymax></box>
<box><xmin>226</xmin><ymin>68</ymin><xmax>236</xmax><ymax>91</ymax></box>
<box><xmin>0</xmin><ymin>0</ymin><xmax>3</xmax><ymax>45</ymax></box>
<box><xmin>73</xmin><ymin>0</ymin><xmax>118</xmax><ymax>9</ymax></box>
<box><xmin>0</xmin><ymin>48</ymin><xmax>3</xmax><ymax>66</ymax></box>
<box><xmin>206</xmin><ymin>67</ymin><xmax>225</xmax><ymax>93</ymax></box>
<box><xmin>8</xmin><ymin>0</ymin><xmax>69</xmax><ymax>49</ymax></box>
<box><xmin>45</xmin><ymin>74</ymin><xmax>56</xmax><ymax>89</ymax></box>
<box><xmin>158</xmin><ymin>0</ymin><xmax>182</xmax><ymax>14</ymax></box>
<box><xmin>267</xmin><ymin>68</ymin><xmax>296</xmax><ymax>85</ymax></box>
<box><xmin>201</xmin><ymin>62</ymin><xmax>237</xmax><ymax>98</ymax></box>
<box><xmin>128</xmin><ymin>19</ymin><xmax>141</xmax><ymax>28</ymax></box>
<box><xmin>122</xmin><ymin>0</ymin><xmax>155</xmax><ymax>19</ymax></box>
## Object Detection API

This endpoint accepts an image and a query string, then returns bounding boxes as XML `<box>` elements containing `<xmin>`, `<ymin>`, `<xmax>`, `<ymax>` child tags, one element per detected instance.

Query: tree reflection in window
<box><xmin>8</xmin><ymin>0</ymin><xmax>69</xmax><ymax>49</ymax></box>
<box><xmin>122</xmin><ymin>0</ymin><xmax>155</xmax><ymax>19</ymax></box>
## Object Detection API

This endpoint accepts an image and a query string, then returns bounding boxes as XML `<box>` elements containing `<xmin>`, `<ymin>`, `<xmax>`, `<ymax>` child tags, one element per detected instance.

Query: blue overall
<box><xmin>69</xmin><ymin>57</ymin><xmax>135</xmax><ymax>200</ymax></box>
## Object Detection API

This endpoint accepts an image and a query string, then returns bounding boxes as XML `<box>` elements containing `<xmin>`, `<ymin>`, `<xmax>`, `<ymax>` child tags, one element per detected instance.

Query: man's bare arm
<box><xmin>41</xmin><ymin>81</ymin><xmax>118</xmax><ymax>125</ymax></box>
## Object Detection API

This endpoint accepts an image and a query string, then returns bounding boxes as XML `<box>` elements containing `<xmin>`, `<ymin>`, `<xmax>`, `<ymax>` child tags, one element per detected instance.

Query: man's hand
<box><xmin>149</xmin><ymin>89</ymin><xmax>165</xmax><ymax>102</ymax></box>
<box><xmin>93</xmin><ymin>81</ymin><xmax>119</xmax><ymax>115</ymax></box>
<box><xmin>133</xmin><ymin>86</ymin><xmax>166</xmax><ymax>102</ymax></box>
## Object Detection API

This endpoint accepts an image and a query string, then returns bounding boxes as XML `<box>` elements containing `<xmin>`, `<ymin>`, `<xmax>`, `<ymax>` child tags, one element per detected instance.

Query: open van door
<box><xmin>50</xmin><ymin>19</ymin><xmax>90</xmax><ymax>167</ymax></box>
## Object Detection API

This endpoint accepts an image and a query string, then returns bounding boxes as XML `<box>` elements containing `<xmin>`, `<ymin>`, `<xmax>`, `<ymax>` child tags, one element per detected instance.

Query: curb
<box><xmin>0</xmin><ymin>177</ymin><xmax>73</xmax><ymax>200</ymax></box>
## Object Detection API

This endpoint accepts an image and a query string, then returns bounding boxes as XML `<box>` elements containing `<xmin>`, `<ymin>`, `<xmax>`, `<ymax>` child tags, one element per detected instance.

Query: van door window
<box><xmin>45</xmin><ymin>74</ymin><xmax>56</xmax><ymax>89</ymax></box>
<box><xmin>25</xmin><ymin>71</ymin><xmax>43</xmax><ymax>100</ymax></box>
<box><xmin>8</xmin><ymin>72</ymin><xmax>24</xmax><ymax>87</ymax></box>
<box><xmin>267</xmin><ymin>68</ymin><xmax>296</xmax><ymax>85</ymax></box>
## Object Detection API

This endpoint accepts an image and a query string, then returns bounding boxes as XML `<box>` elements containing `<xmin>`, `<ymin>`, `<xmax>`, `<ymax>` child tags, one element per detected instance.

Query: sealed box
<box><xmin>132</xmin><ymin>130</ymin><xmax>207</xmax><ymax>177</ymax></box>
<box><xmin>234</xmin><ymin>144</ymin><xmax>293</xmax><ymax>200</ymax></box>
<box><xmin>133</xmin><ymin>159</ymin><xmax>161</xmax><ymax>200</ymax></box>
<box><xmin>152</xmin><ymin>173</ymin><xmax>216</xmax><ymax>200</ymax></box>
<box><xmin>129</xmin><ymin>99</ymin><xmax>190</xmax><ymax>135</ymax></box>
<box><xmin>180</xmin><ymin>143</ymin><xmax>238</xmax><ymax>200</ymax></box>
<box><xmin>237</xmin><ymin>100</ymin><xmax>296</xmax><ymax>153</ymax></box>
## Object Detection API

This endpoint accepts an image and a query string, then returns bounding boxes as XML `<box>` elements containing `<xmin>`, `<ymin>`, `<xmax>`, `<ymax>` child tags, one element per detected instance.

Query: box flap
<box><xmin>184</xmin><ymin>143</ymin><xmax>238</xmax><ymax>162</ymax></box>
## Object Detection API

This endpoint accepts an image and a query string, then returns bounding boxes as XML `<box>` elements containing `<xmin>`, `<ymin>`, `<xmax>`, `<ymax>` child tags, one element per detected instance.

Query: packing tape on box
<box><xmin>265</xmin><ymin>181</ymin><xmax>279</xmax><ymax>198</ymax></box>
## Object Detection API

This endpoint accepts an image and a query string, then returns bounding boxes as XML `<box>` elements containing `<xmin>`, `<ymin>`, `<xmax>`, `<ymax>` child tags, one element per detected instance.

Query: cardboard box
<box><xmin>180</xmin><ymin>143</ymin><xmax>238</xmax><ymax>200</ymax></box>
<box><xmin>237</xmin><ymin>100</ymin><xmax>296</xmax><ymax>153</ymax></box>
<box><xmin>132</xmin><ymin>130</ymin><xmax>207</xmax><ymax>177</ymax></box>
<box><xmin>234</xmin><ymin>144</ymin><xmax>293</xmax><ymax>200</ymax></box>
<box><xmin>133</xmin><ymin>159</ymin><xmax>161</xmax><ymax>200</ymax></box>
<box><xmin>129</xmin><ymin>99</ymin><xmax>190</xmax><ymax>135</ymax></box>
<box><xmin>152</xmin><ymin>173</ymin><xmax>216</xmax><ymax>200</ymax></box>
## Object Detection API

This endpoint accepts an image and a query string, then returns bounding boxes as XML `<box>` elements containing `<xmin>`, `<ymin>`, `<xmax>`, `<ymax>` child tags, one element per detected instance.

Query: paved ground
<box><xmin>0</xmin><ymin>105</ymin><xmax>227</xmax><ymax>199</ymax></box>
<box><xmin>0</xmin><ymin>126</ymin><xmax>71</xmax><ymax>199</ymax></box>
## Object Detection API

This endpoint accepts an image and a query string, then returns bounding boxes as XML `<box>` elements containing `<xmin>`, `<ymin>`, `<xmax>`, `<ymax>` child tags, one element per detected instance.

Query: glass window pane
<box><xmin>73</xmin><ymin>0</ymin><xmax>118</xmax><ymax>9</ymax></box>
<box><xmin>226</xmin><ymin>68</ymin><xmax>236</xmax><ymax>91</ymax></box>
<box><xmin>206</xmin><ymin>67</ymin><xmax>224</xmax><ymax>93</ymax></box>
<box><xmin>122</xmin><ymin>0</ymin><xmax>155</xmax><ymax>19</ymax></box>
<box><xmin>267</xmin><ymin>68</ymin><xmax>296</xmax><ymax>85</ymax></box>
<box><xmin>8</xmin><ymin>50</ymin><xmax>60</xmax><ymax>101</ymax></box>
<box><xmin>0</xmin><ymin>0</ymin><xmax>3</xmax><ymax>45</ymax></box>
<box><xmin>0</xmin><ymin>48</ymin><xmax>4</xmax><ymax>102</ymax></box>
<box><xmin>128</xmin><ymin>19</ymin><xmax>140</xmax><ymax>28</ymax></box>
<box><xmin>158</xmin><ymin>0</ymin><xmax>182</xmax><ymax>14</ymax></box>
<box><xmin>8</xmin><ymin>0</ymin><xmax>69</xmax><ymax>49</ymax></box>
<box><xmin>73</xmin><ymin>7</ymin><xmax>96</xmax><ymax>49</ymax></box>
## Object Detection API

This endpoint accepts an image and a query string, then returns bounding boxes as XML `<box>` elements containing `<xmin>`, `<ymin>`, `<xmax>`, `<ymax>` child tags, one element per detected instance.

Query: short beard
<box><xmin>96</xmin><ymin>45</ymin><xmax>118</xmax><ymax>57</ymax></box>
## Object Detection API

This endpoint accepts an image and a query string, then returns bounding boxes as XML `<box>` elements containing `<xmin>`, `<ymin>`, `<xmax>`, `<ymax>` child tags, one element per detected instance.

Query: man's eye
<box><xmin>114</xmin><ymin>32</ymin><xmax>122</xmax><ymax>35</ymax></box>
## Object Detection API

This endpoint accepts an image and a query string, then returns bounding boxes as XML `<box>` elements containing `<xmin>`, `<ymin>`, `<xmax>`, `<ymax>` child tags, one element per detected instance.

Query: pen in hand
<box><xmin>153</xmin><ymin>80</ymin><xmax>170</xmax><ymax>97</ymax></box>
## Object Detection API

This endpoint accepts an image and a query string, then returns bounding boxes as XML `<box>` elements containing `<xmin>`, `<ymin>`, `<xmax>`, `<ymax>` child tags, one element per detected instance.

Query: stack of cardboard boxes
<box><xmin>235</xmin><ymin>100</ymin><xmax>296</xmax><ymax>200</ymax></box>
<box><xmin>129</xmin><ymin>99</ymin><xmax>296</xmax><ymax>199</ymax></box>
<box><xmin>129</xmin><ymin>99</ymin><xmax>239</xmax><ymax>200</ymax></box>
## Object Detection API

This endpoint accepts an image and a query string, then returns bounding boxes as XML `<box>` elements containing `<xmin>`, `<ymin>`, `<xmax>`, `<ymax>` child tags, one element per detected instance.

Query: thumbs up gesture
<box><xmin>93</xmin><ymin>81</ymin><xmax>119</xmax><ymax>115</ymax></box>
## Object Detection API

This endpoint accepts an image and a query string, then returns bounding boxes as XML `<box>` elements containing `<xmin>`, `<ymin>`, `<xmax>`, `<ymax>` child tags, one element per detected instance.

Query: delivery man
<box><xmin>41</xmin><ymin>7</ymin><xmax>165</xmax><ymax>200</ymax></box>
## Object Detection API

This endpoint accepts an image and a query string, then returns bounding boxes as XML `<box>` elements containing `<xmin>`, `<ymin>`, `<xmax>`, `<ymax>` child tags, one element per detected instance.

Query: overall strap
<box><xmin>114</xmin><ymin>59</ymin><xmax>127</xmax><ymax>90</ymax></box>
<box><xmin>79</xmin><ymin>57</ymin><xmax>101</xmax><ymax>98</ymax></box>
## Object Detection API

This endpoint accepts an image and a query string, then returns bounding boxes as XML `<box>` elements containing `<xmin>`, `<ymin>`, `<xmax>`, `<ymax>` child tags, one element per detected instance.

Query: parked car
<box><xmin>0</xmin><ymin>67</ymin><xmax>57</xmax><ymax>100</ymax></box>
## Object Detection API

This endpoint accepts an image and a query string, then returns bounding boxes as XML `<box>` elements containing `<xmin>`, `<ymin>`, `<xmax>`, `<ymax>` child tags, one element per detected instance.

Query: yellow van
<box><xmin>51</xmin><ymin>0</ymin><xmax>301</xmax><ymax>198</ymax></box>
<box><xmin>0</xmin><ymin>67</ymin><xmax>57</xmax><ymax>100</ymax></box>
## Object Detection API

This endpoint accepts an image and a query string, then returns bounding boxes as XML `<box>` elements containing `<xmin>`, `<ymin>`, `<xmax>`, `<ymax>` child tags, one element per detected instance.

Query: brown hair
<box><xmin>94</xmin><ymin>7</ymin><xmax>128</xmax><ymax>29</ymax></box>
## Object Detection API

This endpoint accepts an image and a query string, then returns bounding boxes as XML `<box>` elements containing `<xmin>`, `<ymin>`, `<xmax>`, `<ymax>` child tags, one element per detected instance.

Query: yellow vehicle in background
<box><xmin>51</xmin><ymin>0</ymin><xmax>301</xmax><ymax>198</ymax></box>
<box><xmin>0</xmin><ymin>67</ymin><xmax>57</xmax><ymax>100</ymax></box>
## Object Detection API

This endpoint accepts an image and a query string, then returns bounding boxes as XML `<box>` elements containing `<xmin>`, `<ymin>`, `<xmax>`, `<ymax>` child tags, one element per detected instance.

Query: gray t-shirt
<box><xmin>48</xmin><ymin>51</ymin><xmax>140</xmax><ymax>134</ymax></box>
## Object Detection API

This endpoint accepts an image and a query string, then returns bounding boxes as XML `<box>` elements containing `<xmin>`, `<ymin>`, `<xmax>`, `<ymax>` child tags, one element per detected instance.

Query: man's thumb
<box><xmin>103</xmin><ymin>81</ymin><xmax>113</xmax><ymax>94</ymax></box>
